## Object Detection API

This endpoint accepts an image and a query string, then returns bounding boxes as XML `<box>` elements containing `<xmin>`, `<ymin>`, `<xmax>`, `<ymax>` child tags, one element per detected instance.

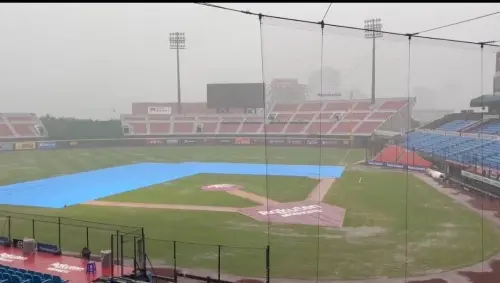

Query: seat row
<box><xmin>0</xmin><ymin>265</ymin><xmax>66</xmax><ymax>283</ymax></box>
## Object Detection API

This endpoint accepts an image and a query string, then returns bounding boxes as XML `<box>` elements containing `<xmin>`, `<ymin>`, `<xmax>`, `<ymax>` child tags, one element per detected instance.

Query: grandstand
<box><xmin>120</xmin><ymin>97</ymin><xmax>413</xmax><ymax>137</ymax></box>
<box><xmin>0</xmin><ymin>113</ymin><xmax>48</xmax><ymax>139</ymax></box>
<box><xmin>396</xmin><ymin>94</ymin><xmax>500</xmax><ymax>176</ymax></box>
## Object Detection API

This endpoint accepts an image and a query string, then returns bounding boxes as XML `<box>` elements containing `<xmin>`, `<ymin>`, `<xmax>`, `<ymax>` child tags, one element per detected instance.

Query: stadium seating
<box><xmin>469</xmin><ymin>120</ymin><xmax>500</xmax><ymax>134</ymax></box>
<box><xmin>121</xmin><ymin>98</ymin><xmax>410</xmax><ymax>136</ymax></box>
<box><xmin>0</xmin><ymin>264</ymin><xmax>66</xmax><ymax>283</ymax></box>
<box><xmin>405</xmin><ymin>131</ymin><xmax>500</xmax><ymax>169</ymax></box>
<box><xmin>240</xmin><ymin>122</ymin><xmax>263</xmax><ymax>133</ymax></box>
<box><xmin>436</xmin><ymin>120</ymin><xmax>478</xmax><ymax>131</ymax></box>
<box><xmin>379</xmin><ymin>100</ymin><xmax>408</xmax><ymax>110</ymax></box>
<box><xmin>0</xmin><ymin>113</ymin><xmax>47</xmax><ymax>139</ymax></box>
<box><xmin>173</xmin><ymin>122</ymin><xmax>195</xmax><ymax>134</ymax></box>
<box><xmin>355</xmin><ymin>121</ymin><xmax>383</xmax><ymax>134</ymax></box>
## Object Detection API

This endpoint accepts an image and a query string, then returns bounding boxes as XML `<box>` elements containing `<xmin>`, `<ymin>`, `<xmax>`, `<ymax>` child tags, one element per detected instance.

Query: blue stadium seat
<box><xmin>405</xmin><ymin>131</ymin><xmax>500</xmax><ymax>169</ymax></box>
<box><xmin>470</xmin><ymin>120</ymin><xmax>500</xmax><ymax>134</ymax></box>
<box><xmin>0</xmin><ymin>264</ymin><xmax>65</xmax><ymax>283</ymax></box>
<box><xmin>436</xmin><ymin>120</ymin><xmax>478</xmax><ymax>132</ymax></box>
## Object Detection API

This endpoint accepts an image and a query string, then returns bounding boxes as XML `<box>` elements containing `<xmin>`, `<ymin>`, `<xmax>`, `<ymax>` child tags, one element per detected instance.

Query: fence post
<box><xmin>266</xmin><ymin>245</ymin><xmax>270</xmax><ymax>283</ymax></box>
<box><xmin>86</xmin><ymin>227</ymin><xmax>89</xmax><ymax>249</ymax></box>
<box><xmin>58</xmin><ymin>217</ymin><xmax>61</xmax><ymax>249</ymax></box>
<box><xmin>173</xmin><ymin>241</ymin><xmax>177</xmax><ymax>283</ymax></box>
<box><xmin>133</xmin><ymin>236</ymin><xmax>137</xmax><ymax>274</ymax></box>
<box><xmin>120</xmin><ymin>235</ymin><xmax>124</xmax><ymax>276</ymax></box>
<box><xmin>32</xmin><ymin>219</ymin><xmax>35</xmax><ymax>239</ymax></box>
<box><xmin>141</xmin><ymin>228</ymin><xmax>146</xmax><ymax>273</ymax></box>
<box><xmin>116</xmin><ymin>230</ymin><xmax>119</xmax><ymax>267</ymax></box>
<box><xmin>7</xmin><ymin>216</ymin><xmax>11</xmax><ymax>241</ymax></box>
<box><xmin>217</xmin><ymin>245</ymin><xmax>221</xmax><ymax>281</ymax></box>
<box><xmin>111</xmin><ymin>234</ymin><xmax>114</xmax><ymax>278</ymax></box>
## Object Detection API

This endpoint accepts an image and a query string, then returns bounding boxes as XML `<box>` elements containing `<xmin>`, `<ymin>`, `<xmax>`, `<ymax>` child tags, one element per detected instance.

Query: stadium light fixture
<box><xmin>364</xmin><ymin>18</ymin><xmax>383</xmax><ymax>105</ymax></box>
<box><xmin>169</xmin><ymin>32</ymin><xmax>186</xmax><ymax>114</ymax></box>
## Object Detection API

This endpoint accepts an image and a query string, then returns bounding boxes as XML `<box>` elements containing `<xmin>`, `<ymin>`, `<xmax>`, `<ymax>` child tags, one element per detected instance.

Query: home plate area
<box><xmin>239</xmin><ymin>201</ymin><xmax>345</xmax><ymax>227</ymax></box>
<box><xmin>206</xmin><ymin>179</ymin><xmax>346</xmax><ymax>228</ymax></box>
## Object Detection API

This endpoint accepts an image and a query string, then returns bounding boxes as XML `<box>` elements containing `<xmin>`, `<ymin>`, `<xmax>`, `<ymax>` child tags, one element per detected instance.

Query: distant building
<box><xmin>308</xmin><ymin>67</ymin><xmax>342</xmax><ymax>100</ymax></box>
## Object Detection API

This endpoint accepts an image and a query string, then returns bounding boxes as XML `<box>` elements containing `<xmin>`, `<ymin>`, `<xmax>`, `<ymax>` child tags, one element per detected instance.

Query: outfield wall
<box><xmin>0</xmin><ymin>136</ymin><xmax>361</xmax><ymax>152</ymax></box>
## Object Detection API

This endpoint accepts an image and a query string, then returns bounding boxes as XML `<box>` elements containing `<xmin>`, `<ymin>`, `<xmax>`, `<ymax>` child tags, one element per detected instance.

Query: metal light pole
<box><xmin>169</xmin><ymin>32</ymin><xmax>186</xmax><ymax>114</ymax></box>
<box><xmin>364</xmin><ymin>19</ymin><xmax>383</xmax><ymax>105</ymax></box>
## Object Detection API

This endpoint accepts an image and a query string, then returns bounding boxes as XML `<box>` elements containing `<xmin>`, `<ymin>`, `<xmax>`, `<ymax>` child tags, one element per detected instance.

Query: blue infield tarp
<box><xmin>0</xmin><ymin>162</ymin><xmax>344</xmax><ymax>208</ymax></box>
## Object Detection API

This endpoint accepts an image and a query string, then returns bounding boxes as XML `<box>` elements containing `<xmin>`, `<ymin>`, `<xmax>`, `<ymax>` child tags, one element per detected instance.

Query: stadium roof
<box><xmin>470</xmin><ymin>94</ymin><xmax>500</xmax><ymax>107</ymax></box>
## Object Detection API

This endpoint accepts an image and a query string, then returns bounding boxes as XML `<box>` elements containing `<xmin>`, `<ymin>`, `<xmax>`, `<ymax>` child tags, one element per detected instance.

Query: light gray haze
<box><xmin>0</xmin><ymin>3</ymin><xmax>499</xmax><ymax>119</ymax></box>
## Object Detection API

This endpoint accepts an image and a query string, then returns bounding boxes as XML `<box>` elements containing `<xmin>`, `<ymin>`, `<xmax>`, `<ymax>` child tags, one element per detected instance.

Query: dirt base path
<box><xmin>85</xmin><ymin>200</ymin><xmax>238</xmax><ymax>212</ymax></box>
<box><xmin>307</xmin><ymin>178</ymin><xmax>335</xmax><ymax>202</ymax></box>
<box><xmin>226</xmin><ymin>190</ymin><xmax>280</xmax><ymax>205</ymax></box>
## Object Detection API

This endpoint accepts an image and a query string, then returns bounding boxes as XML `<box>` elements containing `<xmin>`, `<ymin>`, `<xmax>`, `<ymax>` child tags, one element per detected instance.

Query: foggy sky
<box><xmin>0</xmin><ymin>3</ymin><xmax>499</xmax><ymax>119</ymax></box>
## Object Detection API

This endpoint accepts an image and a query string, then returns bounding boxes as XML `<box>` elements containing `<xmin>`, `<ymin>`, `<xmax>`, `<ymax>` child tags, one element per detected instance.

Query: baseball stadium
<box><xmin>1</xmin><ymin>3</ymin><xmax>500</xmax><ymax>283</ymax></box>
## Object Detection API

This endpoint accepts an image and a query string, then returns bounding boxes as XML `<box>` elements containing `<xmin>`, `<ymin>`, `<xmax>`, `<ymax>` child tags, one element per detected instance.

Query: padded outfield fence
<box><xmin>0</xmin><ymin>136</ymin><xmax>357</xmax><ymax>151</ymax></box>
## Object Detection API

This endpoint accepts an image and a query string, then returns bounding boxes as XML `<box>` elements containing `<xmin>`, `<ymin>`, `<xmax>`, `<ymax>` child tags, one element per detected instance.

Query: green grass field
<box><xmin>0</xmin><ymin>146</ymin><xmax>499</xmax><ymax>280</ymax></box>
<box><xmin>102</xmin><ymin>174</ymin><xmax>319</xmax><ymax>206</ymax></box>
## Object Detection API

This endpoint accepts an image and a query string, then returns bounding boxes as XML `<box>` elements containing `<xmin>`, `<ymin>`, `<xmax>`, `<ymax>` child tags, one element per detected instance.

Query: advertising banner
<box><xmin>165</xmin><ymin>139</ymin><xmax>179</xmax><ymax>145</ymax></box>
<box><xmin>0</xmin><ymin>142</ymin><xmax>14</xmax><ymax>152</ymax></box>
<box><xmin>148</xmin><ymin>106</ymin><xmax>171</xmax><ymax>115</ymax></box>
<box><xmin>366</xmin><ymin>160</ymin><xmax>426</xmax><ymax>172</ymax></box>
<box><xmin>462</xmin><ymin>170</ymin><xmax>500</xmax><ymax>188</ymax></box>
<box><xmin>0</xmin><ymin>236</ymin><xmax>10</xmax><ymax>247</ymax></box>
<box><xmin>201</xmin><ymin>138</ymin><xmax>217</xmax><ymax>146</ymax></box>
<box><xmin>182</xmin><ymin>139</ymin><xmax>198</xmax><ymax>145</ymax></box>
<box><xmin>235</xmin><ymin>137</ymin><xmax>251</xmax><ymax>145</ymax></box>
<box><xmin>218</xmin><ymin>139</ymin><xmax>234</xmax><ymax>145</ymax></box>
<box><xmin>38</xmin><ymin>142</ymin><xmax>57</xmax><ymax>149</ymax></box>
<box><xmin>15</xmin><ymin>142</ymin><xmax>35</xmax><ymax>151</ymax></box>
<box><xmin>146</xmin><ymin>139</ymin><xmax>164</xmax><ymax>146</ymax></box>
<box><xmin>251</xmin><ymin>138</ymin><xmax>265</xmax><ymax>145</ymax></box>
<box><xmin>267</xmin><ymin>139</ymin><xmax>285</xmax><ymax>145</ymax></box>
<box><xmin>37</xmin><ymin>242</ymin><xmax>61</xmax><ymax>255</ymax></box>
<box><xmin>286</xmin><ymin>139</ymin><xmax>303</xmax><ymax>146</ymax></box>
<box><xmin>321</xmin><ymin>140</ymin><xmax>339</xmax><ymax>146</ymax></box>
<box><xmin>306</xmin><ymin>139</ymin><xmax>320</xmax><ymax>145</ymax></box>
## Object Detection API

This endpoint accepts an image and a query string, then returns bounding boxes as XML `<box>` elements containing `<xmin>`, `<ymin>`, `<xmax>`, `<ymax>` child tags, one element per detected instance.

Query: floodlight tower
<box><xmin>364</xmin><ymin>18</ymin><xmax>383</xmax><ymax>105</ymax></box>
<box><xmin>170</xmin><ymin>32</ymin><xmax>186</xmax><ymax>114</ymax></box>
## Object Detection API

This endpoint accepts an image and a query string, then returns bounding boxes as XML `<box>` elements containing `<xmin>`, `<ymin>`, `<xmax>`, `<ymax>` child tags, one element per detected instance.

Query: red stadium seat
<box><xmin>331</xmin><ymin>121</ymin><xmax>359</xmax><ymax>134</ymax></box>
<box><xmin>368</xmin><ymin>112</ymin><xmax>394</xmax><ymax>120</ymax></box>
<box><xmin>122</xmin><ymin>98</ymin><xmax>410</xmax><ymax>136</ymax></box>
<box><xmin>173</xmin><ymin>122</ymin><xmax>194</xmax><ymax>133</ymax></box>
<box><xmin>379</xmin><ymin>100</ymin><xmax>408</xmax><ymax>110</ymax></box>
<box><xmin>354</xmin><ymin>121</ymin><xmax>383</xmax><ymax>134</ymax></box>
<box><xmin>0</xmin><ymin>124</ymin><xmax>14</xmax><ymax>137</ymax></box>
<box><xmin>149</xmin><ymin>123</ymin><xmax>170</xmax><ymax>134</ymax></box>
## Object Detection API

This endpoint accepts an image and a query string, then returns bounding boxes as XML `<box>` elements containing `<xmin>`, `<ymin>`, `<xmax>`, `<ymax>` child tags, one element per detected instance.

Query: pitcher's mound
<box><xmin>238</xmin><ymin>200</ymin><xmax>345</xmax><ymax>227</ymax></box>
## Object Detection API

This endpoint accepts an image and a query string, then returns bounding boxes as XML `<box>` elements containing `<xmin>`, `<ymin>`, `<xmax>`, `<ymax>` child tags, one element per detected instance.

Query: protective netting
<box><xmin>0</xmin><ymin>3</ymin><xmax>500</xmax><ymax>283</ymax></box>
